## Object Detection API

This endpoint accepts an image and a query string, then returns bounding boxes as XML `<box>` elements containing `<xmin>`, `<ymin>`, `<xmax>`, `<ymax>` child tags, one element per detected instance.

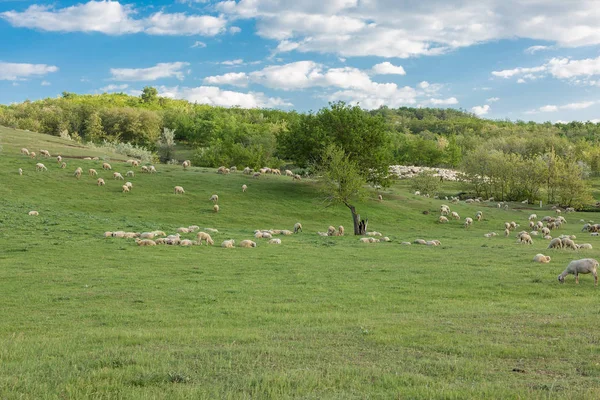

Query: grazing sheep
<box><xmin>327</xmin><ymin>226</ymin><xmax>336</xmax><ymax>236</ymax></box>
<box><xmin>104</xmin><ymin>231</ymin><xmax>112</xmax><ymax>237</ymax></box>
<box><xmin>180</xmin><ymin>240</ymin><xmax>196</xmax><ymax>246</ymax></box>
<box><xmin>561</xmin><ymin>238</ymin><xmax>578</xmax><ymax>250</ymax></box>
<box><xmin>122</xmin><ymin>185</ymin><xmax>130</xmax><ymax>193</ymax></box>
<box><xmin>378</xmin><ymin>194</ymin><xmax>383</xmax><ymax>201</ymax></box>
<box><xmin>548</xmin><ymin>238</ymin><xmax>563</xmax><ymax>249</ymax></box>
<box><xmin>221</xmin><ymin>239</ymin><xmax>235</xmax><ymax>248</ymax></box>
<box><xmin>556</xmin><ymin>209</ymin><xmax>562</xmax><ymax>214</ymax></box>
<box><xmin>294</xmin><ymin>222</ymin><xmax>303</xmax><ymax>233</ymax></box>
<box><xmin>205</xmin><ymin>228</ymin><xmax>219</xmax><ymax>234</ymax></box>
<box><xmin>177</xmin><ymin>227</ymin><xmax>190</xmax><ymax>233</ymax></box>
<box><xmin>426</xmin><ymin>240</ymin><xmax>441</xmax><ymax>246</ymax></box>
<box><xmin>126</xmin><ymin>170</ymin><xmax>134</xmax><ymax>177</ymax></box>
<box><xmin>125</xmin><ymin>182</ymin><xmax>133</xmax><ymax>189</ymax></box>
<box><xmin>30</xmin><ymin>152</ymin><xmax>36</xmax><ymax>158</ymax></box>
<box><xmin>20</xmin><ymin>148</ymin><xmax>29</xmax><ymax>156</ymax></box>
<box><xmin>174</xmin><ymin>186</ymin><xmax>185</xmax><ymax>194</ymax></box>
<box><xmin>510</xmin><ymin>221</ymin><xmax>518</xmax><ymax>230</ymax></box>
<box><xmin>317</xmin><ymin>232</ymin><xmax>329</xmax><ymax>237</ymax></box>
<box><xmin>141</xmin><ymin>166</ymin><xmax>149</xmax><ymax>173</ymax></box>
<box><xmin>97</xmin><ymin>178</ymin><xmax>105</xmax><ymax>186</ymax></box>
<box><xmin>197</xmin><ymin>232</ymin><xmax>214</xmax><ymax>245</ymax></box>
<box><xmin>210</xmin><ymin>194</ymin><xmax>219</xmax><ymax>203</ymax></box>
<box><xmin>401</xmin><ymin>242</ymin><xmax>412</xmax><ymax>245</ymax></box>
<box><xmin>243</xmin><ymin>167</ymin><xmax>252</xmax><ymax>174</ymax></box>
<box><xmin>530</xmin><ymin>231</ymin><xmax>539</xmax><ymax>236</ymax></box>
<box><xmin>281</xmin><ymin>230</ymin><xmax>293</xmax><ymax>236</ymax></box>
<box><xmin>439</xmin><ymin>216</ymin><xmax>449</xmax><ymax>223</ymax></box>
<box><xmin>230</xmin><ymin>166</ymin><xmax>237</xmax><ymax>172</ymax></box>
<box><xmin>382</xmin><ymin>237</ymin><xmax>391</xmax><ymax>242</ymax></box>
<box><xmin>484</xmin><ymin>232</ymin><xmax>497</xmax><ymax>238</ymax></box>
<box><xmin>533</xmin><ymin>254</ymin><xmax>551</xmax><ymax>263</ymax></box>
<box><xmin>74</xmin><ymin>169</ymin><xmax>82</xmax><ymax>179</ymax></box>
<box><xmin>83</xmin><ymin>157</ymin><xmax>92</xmax><ymax>160</ymax></box>
<box><xmin>293</xmin><ymin>174</ymin><xmax>302</xmax><ymax>181</ymax></box>
<box><xmin>504</xmin><ymin>229</ymin><xmax>510</xmax><ymax>237</ymax></box>
<box><xmin>56</xmin><ymin>155</ymin><xmax>62</xmax><ymax>164</ymax></box>
<box><xmin>367</xmin><ymin>231</ymin><xmax>382</xmax><ymax>237</ymax></box>
<box><xmin>566</xmin><ymin>207</ymin><xmax>575</xmax><ymax>213</ymax></box>
<box><xmin>541</xmin><ymin>227</ymin><xmax>551</xmax><ymax>236</ymax></box>
<box><xmin>537</xmin><ymin>221</ymin><xmax>544</xmax><ymax>230</ymax></box>
<box><xmin>135</xmin><ymin>239</ymin><xmax>156</xmax><ymax>246</ymax></box>
<box><xmin>35</xmin><ymin>163</ymin><xmax>47</xmax><ymax>172</ymax></box>
<box><xmin>113</xmin><ymin>172</ymin><xmax>124</xmax><ymax>180</ymax></box>
<box><xmin>517</xmin><ymin>233</ymin><xmax>533</xmax><ymax>244</ymax></box>
<box><xmin>28</xmin><ymin>211</ymin><xmax>39</xmax><ymax>216</ymax></box>
<box><xmin>188</xmin><ymin>226</ymin><xmax>200</xmax><ymax>232</ymax></box>
<box><xmin>40</xmin><ymin>149</ymin><xmax>50</xmax><ymax>157</ymax></box>
<box><xmin>338</xmin><ymin>226</ymin><xmax>345</xmax><ymax>236</ymax></box>
<box><xmin>242</xmin><ymin>184</ymin><xmax>248</xmax><ymax>192</ymax></box>
<box><xmin>89</xmin><ymin>169</ymin><xmax>98</xmax><ymax>176</ymax></box>
<box><xmin>18</xmin><ymin>168</ymin><xmax>23</xmax><ymax>175</ymax></box>
<box><xmin>60</xmin><ymin>162</ymin><xmax>67</xmax><ymax>169</ymax></box>
<box><xmin>544</xmin><ymin>235</ymin><xmax>553</xmax><ymax>240</ymax></box>
<box><xmin>149</xmin><ymin>166</ymin><xmax>157</xmax><ymax>173</ymax></box>
<box><xmin>577</xmin><ymin>243</ymin><xmax>593</xmax><ymax>250</ymax></box>
<box><xmin>240</xmin><ymin>240</ymin><xmax>257</xmax><ymax>248</ymax></box>
<box><xmin>475</xmin><ymin>211</ymin><xmax>483</xmax><ymax>221</ymax></box>
<box><xmin>464</xmin><ymin>217</ymin><xmax>473</xmax><ymax>228</ymax></box>
<box><xmin>451</xmin><ymin>211</ymin><xmax>460</xmax><ymax>220</ymax></box>
<box><xmin>558</xmin><ymin>258</ymin><xmax>598</xmax><ymax>285</ymax></box>
<box><xmin>213</xmin><ymin>204</ymin><xmax>220</xmax><ymax>213</ymax></box>
<box><xmin>529</xmin><ymin>214</ymin><xmax>537</xmax><ymax>221</ymax></box>
<box><xmin>140</xmin><ymin>232</ymin><xmax>155</xmax><ymax>239</ymax></box>
<box><xmin>413</xmin><ymin>239</ymin><xmax>427</xmax><ymax>245</ymax></box>
<box><xmin>253</xmin><ymin>172</ymin><xmax>261</xmax><ymax>179</ymax></box>
<box><xmin>269</xmin><ymin>238</ymin><xmax>282</xmax><ymax>244</ymax></box>
<box><xmin>182</xmin><ymin>160</ymin><xmax>191</xmax><ymax>169</ymax></box>
<box><xmin>102</xmin><ymin>163</ymin><xmax>112</xmax><ymax>170</ymax></box>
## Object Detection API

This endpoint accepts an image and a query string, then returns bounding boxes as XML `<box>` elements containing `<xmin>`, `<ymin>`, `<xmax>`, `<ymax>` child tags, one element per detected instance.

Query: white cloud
<box><xmin>539</xmin><ymin>105</ymin><xmax>558</xmax><ymax>112</ymax></box>
<box><xmin>110</xmin><ymin>62</ymin><xmax>190</xmax><ymax>81</ymax></box>
<box><xmin>99</xmin><ymin>84</ymin><xmax>129</xmax><ymax>92</ymax></box>
<box><xmin>418</xmin><ymin>81</ymin><xmax>430</xmax><ymax>89</ymax></box>
<box><xmin>1</xmin><ymin>1</ymin><xmax>226</xmax><ymax>36</ymax></box>
<box><xmin>221</xmin><ymin>59</ymin><xmax>244</xmax><ymax>66</ymax></box>
<box><xmin>492</xmin><ymin>55</ymin><xmax>600</xmax><ymax>85</ymax></box>
<box><xmin>486</xmin><ymin>97</ymin><xmax>500</xmax><ymax>103</ymax></box>
<box><xmin>524</xmin><ymin>45</ymin><xmax>552</xmax><ymax>54</ymax></box>
<box><xmin>191</xmin><ymin>41</ymin><xmax>207</xmax><ymax>48</ymax></box>
<box><xmin>471</xmin><ymin>105</ymin><xmax>490</xmax><ymax>116</ymax></box>
<box><xmin>203</xmin><ymin>72</ymin><xmax>249</xmax><ymax>87</ymax></box>
<box><xmin>530</xmin><ymin>101</ymin><xmax>596</xmax><ymax>113</ymax></box>
<box><xmin>0</xmin><ymin>62</ymin><xmax>58</xmax><ymax>80</ymax></box>
<box><xmin>215</xmin><ymin>0</ymin><xmax>600</xmax><ymax>58</ymax></box>
<box><xmin>371</xmin><ymin>62</ymin><xmax>406</xmax><ymax>75</ymax></box>
<box><xmin>229</xmin><ymin>26</ymin><xmax>241</xmax><ymax>34</ymax></box>
<box><xmin>41</xmin><ymin>80</ymin><xmax>51</xmax><ymax>86</ymax></box>
<box><xmin>158</xmin><ymin>85</ymin><xmax>292</xmax><ymax>108</ymax></box>
<box><xmin>425</xmin><ymin>97</ymin><xmax>459</xmax><ymax>105</ymax></box>
<box><xmin>492</xmin><ymin>65</ymin><xmax>546</xmax><ymax>79</ymax></box>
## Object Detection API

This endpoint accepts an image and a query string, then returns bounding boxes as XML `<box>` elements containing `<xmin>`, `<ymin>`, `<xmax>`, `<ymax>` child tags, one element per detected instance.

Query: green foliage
<box><xmin>87</xmin><ymin>140</ymin><xmax>155</xmax><ymax>163</ymax></box>
<box><xmin>410</xmin><ymin>171</ymin><xmax>441</xmax><ymax>196</ymax></box>
<box><xmin>157</xmin><ymin>127</ymin><xmax>176</xmax><ymax>163</ymax></box>
<box><xmin>140</xmin><ymin>86</ymin><xmax>158</xmax><ymax>104</ymax></box>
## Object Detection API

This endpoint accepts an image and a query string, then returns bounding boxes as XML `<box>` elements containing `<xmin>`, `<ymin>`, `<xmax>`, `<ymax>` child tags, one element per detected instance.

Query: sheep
<box><xmin>40</xmin><ymin>149</ymin><xmax>50</xmax><ymax>157</ymax></box>
<box><xmin>280</xmin><ymin>230</ymin><xmax>293</xmax><ymax>235</ymax></box>
<box><xmin>269</xmin><ymin>238</ymin><xmax>282</xmax><ymax>244</ymax></box>
<box><xmin>517</xmin><ymin>233</ymin><xmax>533</xmax><ymax>244</ymax></box>
<box><xmin>97</xmin><ymin>178</ymin><xmax>105</xmax><ymax>186</ymax></box>
<box><xmin>126</xmin><ymin>170</ymin><xmax>134</xmax><ymax>177</ymax></box>
<box><xmin>56</xmin><ymin>155</ymin><xmax>62</xmax><ymax>164</ymax></box>
<box><xmin>556</xmin><ymin>209</ymin><xmax>562</xmax><ymax>215</ymax></box>
<box><xmin>475</xmin><ymin>211</ymin><xmax>483</xmax><ymax>221</ymax></box>
<box><xmin>188</xmin><ymin>226</ymin><xmax>200</xmax><ymax>232</ymax></box>
<box><xmin>28</xmin><ymin>211</ymin><xmax>39</xmax><ymax>216</ymax></box>
<box><xmin>414</xmin><ymin>239</ymin><xmax>427</xmax><ymax>245</ymax></box>
<box><xmin>60</xmin><ymin>162</ymin><xmax>67</xmax><ymax>169</ymax></box>
<box><xmin>464</xmin><ymin>217</ymin><xmax>473</xmax><ymax>228</ymax></box>
<box><xmin>528</xmin><ymin>214</ymin><xmax>537</xmax><ymax>221</ymax></box>
<box><xmin>284</xmin><ymin>169</ymin><xmax>293</xmax><ymax>176</ymax></box>
<box><xmin>484</xmin><ymin>232</ymin><xmax>497</xmax><ymax>238</ymax></box>
<box><xmin>566</xmin><ymin>207</ymin><xmax>575</xmax><ymax>213</ymax></box>
<box><xmin>533</xmin><ymin>254</ymin><xmax>551</xmax><ymax>263</ymax></box>
<box><xmin>327</xmin><ymin>225</ymin><xmax>336</xmax><ymax>236</ymax></box>
<box><xmin>293</xmin><ymin>174</ymin><xmax>302</xmax><ymax>181</ymax></box>
<box><xmin>230</xmin><ymin>166</ymin><xmax>237</xmax><ymax>172</ymax></box>
<box><xmin>182</xmin><ymin>160</ymin><xmax>191</xmax><ymax>169</ymax></box>
<box><xmin>440</xmin><ymin>206</ymin><xmax>450</xmax><ymax>216</ymax></box>
<box><xmin>367</xmin><ymin>231</ymin><xmax>382</xmax><ymax>237</ymax></box>
<box><xmin>451</xmin><ymin>211</ymin><xmax>460</xmax><ymax>220</ymax></box>
<box><xmin>426</xmin><ymin>240</ymin><xmax>441</xmax><ymax>246</ymax></box>
<box><xmin>541</xmin><ymin>227</ymin><xmax>551</xmax><ymax>236</ymax></box>
<box><xmin>20</xmin><ymin>148</ymin><xmax>29</xmax><ymax>156</ymax></box>
<box><xmin>240</xmin><ymin>240</ymin><xmax>257</xmax><ymax>248</ymax></box>
<box><xmin>536</xmin><ymin>221</ymin><xmax>544</xmax><ymax>230</ymax></box>
<box><xmin>317</xmin><ymin>232</ymin><xmax>329</xmax><ymax>237</ymax></box>
<box><xmin>382</xmin><ymin>237</ymin><xmax>392</xmax><ymax>242</ymax></box>
<box><xmin>113</xmin><ymin>172</ymin><xmax>124</xmax><ymax>180</ymax></box>
<box><xmin>510</xmin><ymin>221</ymin><xmax>518</xmax><ymax>230</ymax></box>
<box><xmin>197</xmin><ymin>232</ymin><xmax>214</xmax><ymax>245</ymax></box>
<box><xmin>213</xmin><ymin>204</ymin><xmax>220</xmax><ymax>213</ymax></box>
<box><xmin>414</xmin><ymin>191</ymin><xmax>421</xmax><ymax>196</ymax></box>
<box><xmin>18</xmin><ymin>168</ymin><xmax>23</xmax><ymax>175</ymax></box>
<box><xmin>253</xmin><ymin>172</ymin><xmax>261</xmax><ymax>179</ymax></box>
<box><xmin>89</xmin><ymin>169</ymin><xmax>98</xmax><ymax>176</ymax></box>
<box><xmin>294</xmin><ymin>223</ymin><xmax>303</xmax><ymax>233</ymax></box>
<box><xmin>210</xmin><ymin>194</ymin><xmax>219</xmax><ymax>203</ymax></box>
<box><xmin>180</xmin><ymin>240</ymin><xmax>196</xmax><ymax>246</ymax></box>
<box><xmin>30</xmin><ymin>152</ymin><xmax>36</xmax><ymax>158</ymax></box>
<box><xmin>205</xmin><ymin>228</ymin><xmax>219</xmax><ymax>233</ymax></box>
<box><xmin>338</xmin><ymin>226</ymin><xmax>345</xmax><ymax>236</ymax></box>
<box><xmin>242</xmin><ymin>184</ymin><xmax>248</xmax><ymax>192</ymax></box>
<box><xmin>102</xmin><ymin>163</ymin><xmax>112</xmax><ymax>170</ymax></box>
<box><xmin>548</xmin><ymin>238</ymin><xmax>563</xmax><ymax>249</ymax></box>
<box><xmin>544</xmin><ymin>235</ymin><xmax>553</xmax><ymax>240</ymax></box>
<box><xmin>35</xmin><ymin>163</ymin><xmax>47</xmax><ymax>172</ymax></box>
<box><xmin>104</xmin><ymin>231</ymin><xmax>112</xmax><ymax>237</ymax></box>
<box><xmin>148</xmin><ymin>166</ymin><xmax>157</xmax><ymax>173</ymax></box>
<box><xmin>165</xmin><ymin>237</ymin><xmax>181</xmax><ymax>245</ymax></box>
<box><xmin>561</xmin><ymin>238</ymin><xmax>578</xmax><ymax>250</ymax></box>
<box><xmin>174</xmin><ymin>186</ymin><xmax>185</xmax><ymax>194</ymax></box>
<box><xmin>558</xmin><ymin>258</ymin><xmax>598</xmax><ymax>285</ymax></box>
<box><xmin>140</xmin><ymin>232</ymin><xmax>155</xmax><ymax>239</ymax></box>
<box><xmin>360</xmin><ymin>237</ymin><xmax>380</xmax><ymax>243</ymax></box>
<box><xmin>439</xmin><ymin>216</ymin><xmax>449</xmax><ymax>223</ymax></box>
<box><xmin>141</xmin><ymin>166</ymin><xmax>149</xmax><ymax>173</ymax></box>
<box><xmin>243</xmin><ymin>167</ymin><xmax>252</xmax><ymax>174</ymax></box>
<box><xmin>122</xmin><ymin>185</ymin><xmax>130</xmax><ymax>193</ymax></box>
<box><xmin>177</xmin><ymin>227</ymin><xmax>190</xmax><ymax>233</ymax></box>
<box><xmin>577</xmin><ymin>243</ymin><xmax>593</xmax><ymax>250</ymax></box>
<box><xmin>221</xmin><ymin>239</ymin><xmax>235</xmax><ymax>248</ymax></box>
<box><xmin>530</xmin><ymin>231</ymin><xmax>539</xmax><ymax>236</ymax></box>
<box><xmin>125</xmin><ymin>182</ymin><xmax>133</xmax><ymax>189</ymax></box>
<box><xmin>83</xmin><ymin>157</ymin><xmax>92</xmax><ymax>160</ymax></box>
<box><xmin>378</xmin><ymin>194</ymin><xmax>383</xmax><ymax>201</ymax></box>
<box><xmin>504</xmin><ymin>222</ymin><xmax>511</xmax><ymax>230</ymax></box>
<box><xmin>135</xmin><ymin>239</ymin><xmax>156</xmax><ymax>246</ymax></box>
<box><xmin>74</xmin><ymin>169</ymin><xmax>82</xmax><ymax>179</ymax></box>
<box><xmin>529</xmin><ymin>221</ymin><xmax>535</xmax><ymax>230</ymax></box>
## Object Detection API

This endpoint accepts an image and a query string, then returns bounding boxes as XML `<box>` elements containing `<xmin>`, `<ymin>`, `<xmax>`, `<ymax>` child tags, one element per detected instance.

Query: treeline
<box><xmin>3</xmin><ymin>89</ymin><xmax>600</xmax><ymax>176</ymax></box>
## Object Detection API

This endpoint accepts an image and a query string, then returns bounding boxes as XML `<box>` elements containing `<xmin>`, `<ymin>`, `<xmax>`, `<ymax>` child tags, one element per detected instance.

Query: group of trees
<box><xmin>3</xmin><ymin>89</ymin><xmax>600</xmax><ymax>229</ymax></box>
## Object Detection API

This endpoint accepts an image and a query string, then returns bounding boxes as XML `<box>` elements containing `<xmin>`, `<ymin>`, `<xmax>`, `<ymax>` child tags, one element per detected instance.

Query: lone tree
<box><xmin>319</xmin><ymin>145</ymin><xmax>369</xmax><ymax>235</ymax></box>
<box><xmin>157</xmin><ymin>127</ymin><xmax>176</xmax><ymax>162</ymax></box>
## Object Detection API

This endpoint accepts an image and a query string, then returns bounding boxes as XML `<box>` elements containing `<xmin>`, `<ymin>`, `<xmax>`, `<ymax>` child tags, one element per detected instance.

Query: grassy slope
<box><xmin>1</xmin><ymin>126</ymin><xmax>600</xmax><ymax>399</ymax></box>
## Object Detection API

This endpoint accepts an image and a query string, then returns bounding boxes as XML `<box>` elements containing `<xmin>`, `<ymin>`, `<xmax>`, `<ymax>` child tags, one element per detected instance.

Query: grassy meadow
<box><xmin>1</xmin><ymin>125</ymin><xmax>600</xmax><ymax>399</ymax></box>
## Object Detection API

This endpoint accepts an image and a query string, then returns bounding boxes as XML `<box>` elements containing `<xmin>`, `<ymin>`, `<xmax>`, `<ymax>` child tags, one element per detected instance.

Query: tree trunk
<box><xmin>348</xmin><ymin>204</ymin><xmax>367</xmax><ymax>235</ymax></box>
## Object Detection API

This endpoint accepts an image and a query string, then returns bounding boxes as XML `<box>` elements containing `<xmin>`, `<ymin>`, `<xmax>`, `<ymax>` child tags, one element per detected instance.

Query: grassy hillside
<box><xmin>1</xmin><ymin>126</ymin><xmax>600</xmax><ymax>399</ymax></box>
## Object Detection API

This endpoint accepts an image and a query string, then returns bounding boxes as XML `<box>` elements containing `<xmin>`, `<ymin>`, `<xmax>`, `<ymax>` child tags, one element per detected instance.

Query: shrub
<box><xmin>411</xmin><ymin>170</ymin><xmax>441</xmax><ymax>196</ymax></box>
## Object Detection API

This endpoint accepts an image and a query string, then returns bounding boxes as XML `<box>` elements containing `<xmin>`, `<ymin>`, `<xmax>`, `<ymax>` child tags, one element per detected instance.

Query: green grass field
<box><xmin>1</xmin><ymin>126</ymin><xmax>600</xmax><ymax>399</ymax></box>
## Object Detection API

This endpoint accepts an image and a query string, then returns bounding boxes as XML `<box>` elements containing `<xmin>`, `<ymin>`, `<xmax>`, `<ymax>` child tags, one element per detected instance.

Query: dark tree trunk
<box><xmin>348</xmin><ymin>204</ymin><xmax>367</xmax><ymax>235</ymax></box>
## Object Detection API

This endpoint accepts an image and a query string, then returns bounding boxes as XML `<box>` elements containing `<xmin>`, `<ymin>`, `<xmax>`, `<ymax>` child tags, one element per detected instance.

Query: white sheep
<box><xmin>221</xmin><ymin>239</ymin><xmax>235</xmax><ymax>248</ymax></box>
<box><xmin>210</xmin><ymin>194</ymin><xmax>219</xmax><ymax>203</ymax></box>
<box><xmin>141</xmin><ymin>166</ymin><xmax>149</xmax><ymax>173</ymax></box>
<box><xmin>28</xmin><ymin>210</ymin><xmax>39</xmax><ymax>216</ymax></box>
<box><xmin>451</xmin><ymin>211</ymin><xmax>460</xmax><ymax>220</ymax></box>
<box><xmin>504</xmin><ymin>229</ymin><xmax>510</xmax><ymax>237</ymax></box>
<box><xmin>149</xmin><ymin>166</ymin><xmax>157</xmax><ymax>173</ymax></box>
<box><xmin>577</xmin><ymin>243</ymin><xmax>593</xmax><ymax>250</ymax></box>
<box><xmin>561</xmin><ymin>238</ymin><xmax>578</xmax><ymax>250</ymax></box>
<box><xmin>40</xmin><ymin>149</ymin><xmax>50</xmax><ymax>157</ymax></box>
<box><xmin>242</xmin><ymin>184</ymin><xmax>248</xmax><ymax>192</ymax></box>
<box><xmin>197</xmin><ymin>232</ymin><xmax>214</xmax><ymax>245</ymax></box>
<box><xmin>180</xmin><ymin>240</ymin><xmax>196</xmax><ymax>246</ymax></box>
<box><xmin>517</xmin><ymin>233</ymin><xmax>533</xmax><ymax>244</ymax></box>
<box><xmin>240</xmin><ymin>240</ymin><xmax>257</xmax><ymax>248</ymax></box>
<box><xmin>18</xmin><ymin>168</ymin><xmax>23</xmax><ymax>175</ymax></box>
<box><xmin>126</xmin><ymin>170</ymin><xmax>134</xmax><ymax>177</ymax></box>
<box><xmin>367</xmin><ymin>231</ymin><xmax>382</xmax><ymax>237</ymax></box>
<box><xmin>439</xmin><ymin>216</ymin><xmax>449</xmax><ymax>223</ymax></box>
<box><xmin>558</xmin><ymin>258</ymin><xmax>598</xmax><ymax>285</ymax></box>
<box><xmin>113</xmin><ymin>172</ymin><xmax>124</xmax><ymax>180</ymax></box>
<box><xmin>401</xmin><ymin>242</ymin><xmax>412</xmax><ymax>245</ymax></box>
<box><xmin>529</xmin><ymin>214</ymin><xmax>537</xmax><ymax>221</ymax></box>
<box><xmin>56</xmin><ymin>155</ymin><xmax>62</xmax><ymax>164</ymax></box>
<box><xmin>140</xmin><ymin>232</ymin><xmax>155</xmax><ymax>239</ymax></box>
<box><xmin>327</xmin><ymin>225</ymin><xmax>336</xmax><ymax>236</ymax></box>
<box><xmin>378</xmin><ymin>194</ymin><xmax>383</xmax><ymax>201</ymax></box>
<box><xmin>182</xmin><ymin>160</ymin><xmax>191</xmax><ymax>169</ymax></box>
<box><xmin>60</xmin><ymin>162</ymin><xmax>67</xmax><ymax>169</ymax></box>
<box><xmin>89</xmin><ymin>169</ymin><xmax>98</xmax><ymax>176</ymax></box>
<box><xmin>125</xmin><ymin>182</ymin><xmax>133</xmax><ymax>189</ymax></box>
<box><xmin>20</xmin><ymin>148</ymin><xmax>29</xmax><ymax>156</ymax></box>
<box><xmin>293</xmin><ymin>174</ymin><xmax>302</xmax><ymax>181</ymax></box>
<box><xmin>268</xmin><ymin>238</ymin><xmax>282</xmax><ymax>244</ymax></box>
<box><xmin>294</xmin><ymin>222</ymin><xmax>303</xmax><ymax>233</ymax></box>
<box><xmin>97</xmin><ymin>178</ymin><xmax>105</xmax><ymax>186</ymax></box>
<box><xmin>213</xmin><ymin>204</ymin><xmax>220</xmax><ymax>213</ymax></box>
<box><xmin>533</xmin><ymin>254</ymin><xmax>551</xmax><ymax>263</ymax></box>
<box><xmin>174</xmin><ymin>186</ymin><xmax>185</xmax><ymax>194</ymax></box>
<box><xmin>281</xmin><ymin>230</ymin><xmax>293</xmax><ymax>235</ymax></box>
<box><xmin>205</xmin><ymin>228</ymin><xmax>219</xmax><ymax>233</ymax></box>
<box><xmin>243</xmin><ymin>167</ymin><xmax>252</xmax><ymax>174</ymax></box>
<box><xmin>30</xmin><ymin>152</ymin><xmax>36</xmax><ymax>158</ymax></box>
<box><xmin>413</xmin><ymin>239</ymin><xmax>427</xmax><ymax>245</ymax></box>
<box><xmin>475</xmin><ymin>211</ymin><xmax>483</xmax><ymax>221</ymax></box>
<box><xmin>102</xmin><ymin>162</ymin><xmax>112</xmax><ymax>170</ymax></box>
<box><xmin>135</xmin><ymin>239</ymin><xmax>156</xmax><ymax>246</ymax></box>
<box><xmin>464</xmin><ymin>217</ymin><xmax>473</xmax><ymax>228</ymax></box>
<box><xmin>548</xmin><ymin>238</ymin><xmax>563</xmax><ymax>249</ymax></box>
<box><xmin>188</xmin><ymin>226</ymin><xmax>200</xmax><ymax>232</ymax></box>
<box><xmin>122</xmin><ymin>185</ymin><xmax>130</xmax><ymax>193</ymax></box>
<box><xmin>177</xmin><ymin>227</ymin><xmax>190</xmax><ymax>233</ymax></box>
<box><xmin>35</xmin><ymin>163</ymin><xmax>47</xmax><ymax>172</ymax></box>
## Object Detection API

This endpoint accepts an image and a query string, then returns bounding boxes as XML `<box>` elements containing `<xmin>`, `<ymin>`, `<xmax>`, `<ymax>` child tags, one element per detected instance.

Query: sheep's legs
<box><xmin>594</xmin><ymin>272</ymin><xmax>598</xmax><ymax>286</ymax></box>
<box><xmin>575</xmin><ymin>273</ymin><xmax>579</xmax><ymax>284</ymax></box>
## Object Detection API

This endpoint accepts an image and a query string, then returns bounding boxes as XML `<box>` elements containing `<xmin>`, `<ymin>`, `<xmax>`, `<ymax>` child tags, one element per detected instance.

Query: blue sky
<box><xmin>2</xmin><ymin>0</ymin><xmax>600</xmax><ymax>122</ymax></box>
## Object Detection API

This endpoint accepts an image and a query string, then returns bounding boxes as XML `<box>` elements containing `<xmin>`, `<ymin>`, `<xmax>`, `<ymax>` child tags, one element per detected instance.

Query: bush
<box><xmin>411</xmin><ymin>171</ymin><xmax>441</xmax><ymax>196</ymax></box>
<box><xmin>87</xmin><ymin>140</ymin><xmax>156</xmax><ymax>163</ymax></box>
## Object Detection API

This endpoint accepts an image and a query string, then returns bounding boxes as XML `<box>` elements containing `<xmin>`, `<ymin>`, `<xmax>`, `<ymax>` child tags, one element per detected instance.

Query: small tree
<box><xmin>318</xmin><ymin>145</ymin><xmax>368</xmax><ymax>235</ymax></box>
<box><xmin>157</xmin><ymin>127</ymin><xmax>176</xmax><ymax>163</ymax></box>
<box><xmin>411</xmin><ymin>170</ymin><xmax>441</xmax><ymax>196</ymax></box>
<box><xmin>141</xmin><ymin>86</ymin><xmax>158</xmax><ymax>104</ymax></box>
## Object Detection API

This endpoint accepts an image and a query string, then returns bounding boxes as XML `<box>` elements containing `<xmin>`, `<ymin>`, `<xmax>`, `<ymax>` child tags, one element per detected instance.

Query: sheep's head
<box><xmin>545</xmin><ymin>256</ymin><xmax>551</xmax><ymax>263</ymax></box>
<box><xmin>558</xmin><ymin>275</ymin><xmax>565</xmax><ymax>284</ymax></box>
